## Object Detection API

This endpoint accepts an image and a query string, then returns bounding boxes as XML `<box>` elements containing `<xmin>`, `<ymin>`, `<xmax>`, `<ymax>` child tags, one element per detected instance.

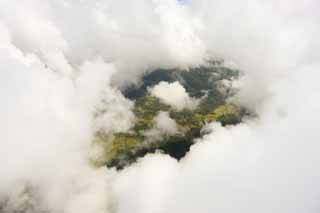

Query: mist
<box><xmin>0</xmin><ymin>0</ymin><xmax>320</xmax><ymax>213</ymax></box>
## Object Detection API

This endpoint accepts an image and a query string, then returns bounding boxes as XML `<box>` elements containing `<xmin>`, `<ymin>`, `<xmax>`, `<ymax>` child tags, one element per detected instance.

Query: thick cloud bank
<box><xmin>0</xmin><ymin>0</ymin><xmax>320</xmax><ymax>213</ymax></box>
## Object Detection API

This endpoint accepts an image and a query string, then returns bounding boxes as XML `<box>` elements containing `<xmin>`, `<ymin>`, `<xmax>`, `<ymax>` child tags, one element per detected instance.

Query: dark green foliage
<box><xmin>123</xmin><ymin>64</ymin><xmax>240</xmax><ymax>100</ymax></box>
<box><xmin>124</xmin><ymin>69</ymin><xmax>175</xmax><ymax>99</ymax></box>
<box><xmin>106</xmin><ymin>131</ymin><xmax>199</xmax><ymax>170</ymax></box>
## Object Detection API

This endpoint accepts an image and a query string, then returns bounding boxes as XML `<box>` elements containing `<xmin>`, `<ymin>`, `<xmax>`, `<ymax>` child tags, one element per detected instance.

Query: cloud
<box><xmin>154</xmin><ymin>111</ymin><xmax>178</xmax><ymax>135</ymax></box>
<box><xmin>149</xmin><ymin>81</ymin><xmax>199</xmax><ymax>110</ymax></box>
<box><xmin>111</xmin><ymin>1</ymin><xmax>320</xmax><ymax>212</ymax></box>
<box><xmin>0</xmin><ymin>24</ymin><xmax>123</xmax><ymax>212</ymax></box>
<box><xmin>143</xmin><ymin>111</ymin><xmax>179</xmax><ymax>143</ymax></box>
<box><xmin>0</xmin><ymin>0</ymin><xmax>320</xmax><ymax>213</ymax></box>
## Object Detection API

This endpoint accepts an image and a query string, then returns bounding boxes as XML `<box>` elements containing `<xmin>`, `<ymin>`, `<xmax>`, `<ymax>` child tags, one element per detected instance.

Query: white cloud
<box><xmin>0</xmin><ymin>28</ymin><xmax>126</xmax><ymax>212</ymax></box>
<box><xmin>155</xmin><ymin>111</ymin><xmax>178</xmax><ymax>135</ymax></box>
<box><xmin>149</xmin><ymin>81</ymin><xmax>199</xmax><ymax>110</ymax></box>
<box><xmin>143</xmin><ymin>111</ymin><xmax>179</xmax><ymax>143</ymax></box>
<box><xmin>0</xmin><ymin>0</ymin><xmax>320</xmax><ymax>213</ymax></box>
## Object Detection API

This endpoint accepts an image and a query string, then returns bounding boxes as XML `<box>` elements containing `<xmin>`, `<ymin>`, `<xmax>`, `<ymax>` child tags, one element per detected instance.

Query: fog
<box><xmin>0</xmin><ymin>0</ymin><xmax>320</xmax><ymax>213</ymax></box>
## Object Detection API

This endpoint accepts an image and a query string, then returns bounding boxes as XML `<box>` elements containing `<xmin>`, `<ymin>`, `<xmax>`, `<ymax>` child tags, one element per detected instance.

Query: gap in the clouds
<box><xmin>94</xmin><ymin>61</ymin><xmax>250</xmax><ymax>170</ymax></box>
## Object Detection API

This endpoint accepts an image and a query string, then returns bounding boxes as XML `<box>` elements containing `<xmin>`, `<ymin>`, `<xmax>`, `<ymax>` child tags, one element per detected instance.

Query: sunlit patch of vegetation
<box><xmin>132</xmin><ymin>95</ymin><xmax>170</xmax><ymax>133</ymax></box>
<box><xmin>194</xmin><ymin>104</ymin><xmax>242</xmax><ymax>126</ymax></box>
